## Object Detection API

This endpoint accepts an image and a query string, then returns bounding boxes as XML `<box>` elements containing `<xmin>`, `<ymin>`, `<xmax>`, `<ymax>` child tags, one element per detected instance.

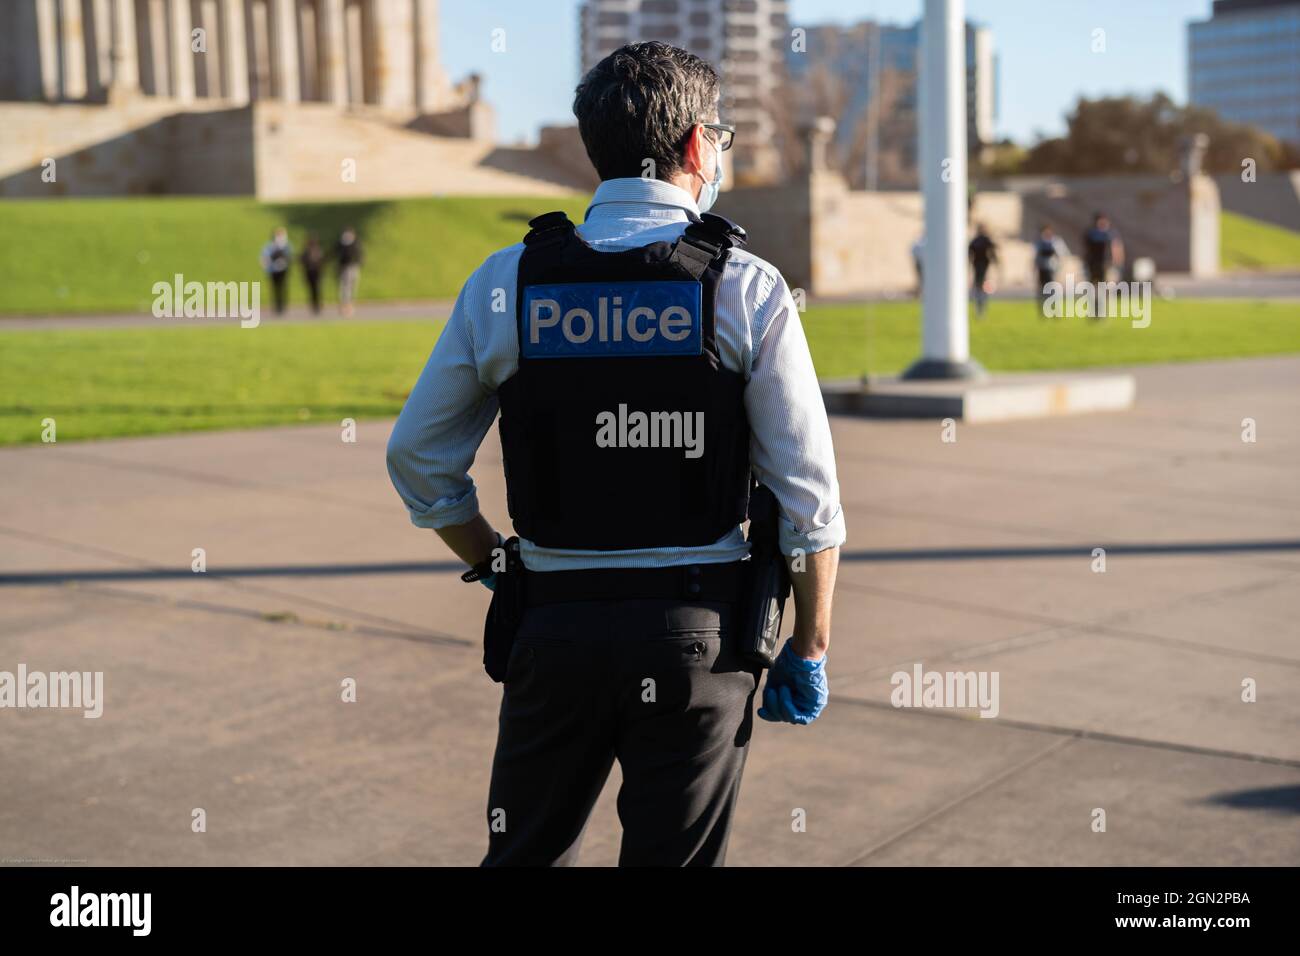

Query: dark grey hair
<box><xmin>573</xmin><ymin>42</ymin><xmax>719</xmax><ymax>182</ymax></box>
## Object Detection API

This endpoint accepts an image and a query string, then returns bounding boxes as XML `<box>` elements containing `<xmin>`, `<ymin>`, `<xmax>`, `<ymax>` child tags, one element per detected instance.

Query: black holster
<box><xmin>482</xmin><ymin>537</ymin><xmax>525</xmax><ymax>682</ymax></box>
<box><xmin>740</xmin><ymin>484</ymin><xmax>791</xmax><ymax>668</ymax></box>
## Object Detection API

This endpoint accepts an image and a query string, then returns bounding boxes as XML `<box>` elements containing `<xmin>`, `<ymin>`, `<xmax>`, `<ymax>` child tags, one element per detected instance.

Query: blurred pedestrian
<box><xmin>335</xmin><ymin>226</ymin><xmax>364</xmax><ymax>317</ymax></box>
<box><xmin>1082</xmin><ymin>213</ymin><xmax>1124</xmax><ymax>319</ymax></box>
<box><xmin>968</xmin><ymin>224</ymin><xmax>998</xmax><ymax>317</ymax></box>
<box><xmin>911</xmin><ymin>234</ymin><xmax>925</xmax><ymax>297</ymax></box>
<box><xmin>260</xmin><ymin>227</ymin><xmax>293</xmax><ymax>316</ymax></box>
<box><xmin>1033</xmin><ymin>223</ymin><xmax>1069</xmax><ymax>318</ymax></box>
<box><xmin>301</xmin><ymin>233</ymin><xmax>325</xmax><ymax>315</ymax></box>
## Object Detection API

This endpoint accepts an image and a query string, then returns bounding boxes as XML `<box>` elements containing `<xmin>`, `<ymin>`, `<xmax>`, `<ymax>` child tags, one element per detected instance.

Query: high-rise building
<box><xmin>1188</xmin><ymin>0</ymin><xmax>1300</xmax><ymax>146</ymax></box>
<box><xmin>783</xmin><ymin>19</ymin><xmax>996</xmax><ymax>190</ymax></box>
<box><xmin>578</xmin><ymin>0</ymin><xmax>790</xmax><ymax>183</ymax></box>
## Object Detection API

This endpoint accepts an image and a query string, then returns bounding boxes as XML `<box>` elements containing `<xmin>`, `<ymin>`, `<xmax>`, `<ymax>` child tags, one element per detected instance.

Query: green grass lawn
<box><xmin>1220</xmin><ymin>211</ymin><xmax>1300</xmax><ymax>271</ymax></box>
<box><xmin>0</xmin><ymin>195</ymin><xmax>590</xmax><ymax>315</ymax></box>
<box><xmin>804</xmin><ymin>298</ymin><xmax>1300</xmax><ymax>379</ymax></box>
<box><xmin>4</xmin><ymin>196</ymin><xmax>1297</xmax><ymax>319</ymax></box>
<box><xmin>2</xmin><ymin>298</ymin><xmax>1296</xmax><ymax>445</ymax></box>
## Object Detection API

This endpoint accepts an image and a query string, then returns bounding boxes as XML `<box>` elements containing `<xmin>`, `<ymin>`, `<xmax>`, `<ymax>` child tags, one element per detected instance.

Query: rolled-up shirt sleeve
<box><xmin>385</xmin><ymin>270</ymin><xmax>501</xmax><ymax>529</ymax></box>
<box><xmin>744</xmin><ymin>275</ymin><xmax>847</xmax><ymax>556</ymax></box>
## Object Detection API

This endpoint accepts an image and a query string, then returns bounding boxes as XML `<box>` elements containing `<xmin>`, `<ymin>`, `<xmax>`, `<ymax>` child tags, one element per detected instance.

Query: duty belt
<box><xmin>523</xmin><ymin>561</ymin><xmax>747</xmax><ymax>607</ymax></box>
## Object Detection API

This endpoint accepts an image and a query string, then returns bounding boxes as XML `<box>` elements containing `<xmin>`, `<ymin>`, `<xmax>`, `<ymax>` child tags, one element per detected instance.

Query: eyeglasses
<box><xmin>700</xmin><ymin>122</ymin><xmax>736</xmax><ymax>152</ymax></box>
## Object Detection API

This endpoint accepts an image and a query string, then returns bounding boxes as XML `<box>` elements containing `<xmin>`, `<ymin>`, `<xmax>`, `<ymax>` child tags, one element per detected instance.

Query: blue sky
<box><xmin>440</xmin><ymin>0</ymin><xmax>1217</xmax><ymax>146</ymax></box>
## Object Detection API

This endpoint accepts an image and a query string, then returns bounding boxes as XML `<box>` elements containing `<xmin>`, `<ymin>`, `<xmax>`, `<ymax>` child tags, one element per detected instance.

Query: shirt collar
<box><xmin>584</xmin><ymin>177</ymin><xmax>701</xmax><ymax>222</ymax></box>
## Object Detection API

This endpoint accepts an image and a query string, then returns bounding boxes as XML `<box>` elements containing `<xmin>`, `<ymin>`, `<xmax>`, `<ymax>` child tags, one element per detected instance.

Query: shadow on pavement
<box><xmin>1205</xmin><ymin>785</ymin><xmax>1300</xmax><ymax>815</ymax></box>
<box><xmin>3</xmin><ymin>538</ymin><xmax>1298</xmax><ymax>584</ymax></box>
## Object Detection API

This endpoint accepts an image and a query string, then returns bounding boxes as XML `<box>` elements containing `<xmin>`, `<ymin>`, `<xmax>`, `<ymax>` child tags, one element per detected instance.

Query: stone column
<box><xmin>89</xmin><ymin>0</ymin><xmax>113</xmax><ymax>97</ymax></box>
<box><xmin>191</xmin><ymin>0</ymin><xmax>213</xmax><ymax>96</ymax></box>
<box><xmin>368</xmin><ymin>0</ymin><xmax>413</xmax><ymax>110</ymax></box>
<box><xmin>169</xmin><ymin>0</ymin><xmax>195</xmax><ymax>100</ymax></box>
<box><xmin>269</xmin><ymin>0</ymin><xmax>299</xmax><ymax>102</ymax></box>
<box><xmin>109</xmin><ymin>0</ymin><xmax>140</xmax><ymax>97</ymax></box>
<box><xmin>803</xmin><ymin>116</ymin><xmax>834</xmax><ymax>172</ymax></box>
<box><xmin>220</xmin><ymin>0</ymin><xmax>248</xmax><ymax>102</ymax></box>
<box><xmin>249</xmin><ymin>0</ymin><xmax>271</xmax><ymax>99</ymax></box>
<box><xmin>319</xmin><ymin>0</ymin><xmax>348</xmax><ymax>104</ymax></box>
<box><xmin>413</xmin><ymin>0</ymin><xmax>444</xmax><ymax>112</ymax></box>
<box><xmin>145</xmin><ymin>0</ymin><xmax>171</xmax><ymax>96</ymax></box>
<box><xmin>298</xmin><ymin>0</ymin><xmax>318</xmax><ymax>100</ymax></box>
<box><xmin>345</xmin><ymin>0</ymin><xmax>364</xmax><ymax>104</ymax></box>
<box><xmin>33</xmin><ymin>0</ymin><xmax>62</xmax><ymax>100</ymax></box>
<box><xmin>59</xmin><ymin>0</ymin><xmax>89</xmax><ymax>99</ymax></box>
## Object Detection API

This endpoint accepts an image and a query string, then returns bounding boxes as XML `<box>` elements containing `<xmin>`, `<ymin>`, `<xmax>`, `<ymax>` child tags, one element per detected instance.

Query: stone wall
<box><xmin>536</xmin><ymin>125</ymin><xmax>600</xmax><ymax>193</ymax></box>
<box><xmin>0</xmin><ymin>100</ymin><xmax>254</xmax><ymax>196</ymax></box>
<box><xmin>0</xmin><ymin>99</ymin><xmax>588</xmax><ymax>199</ymax></box>
<box><xmin>1214</xmin><ymin>171</ymin><xmax>1300</xmax><ymax>233</ymax></box>
<box><xmin>714</xmin><ymin>181</ymin><xmax>814</xmax><ymax>291</ymax></box>
<box><xmin>999</xmin><ymin>174</ymin><xmax>1219</xmax><ymax>276</ymax></box>
<box><xmin>249</xmin><ymin>103</ymin><xmax>586</xmax><ymax>200</ymax></box>
<box><xmin>714</xmin><ymin>161</ymin><xmax>1222</xmax><ymax>297</ymax></box>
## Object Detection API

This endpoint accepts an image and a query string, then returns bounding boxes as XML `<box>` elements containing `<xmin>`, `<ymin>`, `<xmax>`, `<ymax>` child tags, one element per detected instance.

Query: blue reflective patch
<box><xmin>521</xmin><ymin>281</ymin><xmax>702</xmax><ymax>358</ymax></box>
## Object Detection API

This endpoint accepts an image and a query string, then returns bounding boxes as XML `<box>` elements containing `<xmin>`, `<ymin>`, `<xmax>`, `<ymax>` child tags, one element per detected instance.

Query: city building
<box><xmin>579</xmin><ymin>0</ymin><xmax>790</xmax><ymax>183</ymax></box>
<box><xmin>1189</xmin><ymin>0</ymin><xmax>1300</xmax><ymax>146</ymax></box>
<box><xmin>784</xmin><ymin>18</ymin><xmax>996</xmax><ymax>190</ymax></box>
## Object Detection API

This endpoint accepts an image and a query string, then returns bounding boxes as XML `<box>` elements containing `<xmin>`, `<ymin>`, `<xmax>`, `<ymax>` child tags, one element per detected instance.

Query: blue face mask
<box><xmin>696</xmin><ymin>137</ymin><xmax>723</xmax><ymax>213</ymax></box>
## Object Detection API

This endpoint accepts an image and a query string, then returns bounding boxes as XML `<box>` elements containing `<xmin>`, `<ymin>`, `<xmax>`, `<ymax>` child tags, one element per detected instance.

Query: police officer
<box><xmin>386</xmin><ymin>41</ymin><xmax>845</xmax><ymax>867</ymax></box>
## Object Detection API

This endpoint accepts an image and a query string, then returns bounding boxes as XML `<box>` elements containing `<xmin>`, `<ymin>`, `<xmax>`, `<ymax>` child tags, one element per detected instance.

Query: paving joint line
<box><xmin>840</xmin><ymin>737</ymin><xmax>1076</xmax><ymax>866</ymax></box>
<box><xmin>835</xmin><ymin>695</ymin><xmax>1300</xmax><ymax>769</ymax></box>
<box><xmin>835</xmin><ymin>576</ymin><xmax>1300</xmax><ymax>669</ymax></box>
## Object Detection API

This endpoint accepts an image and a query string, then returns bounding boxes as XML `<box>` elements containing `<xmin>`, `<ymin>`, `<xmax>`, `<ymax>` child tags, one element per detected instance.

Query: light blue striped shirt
<box><xmin>386</xmin><ymin>177</ymin><xmax>846</xmax><ymax>571</ymax></box>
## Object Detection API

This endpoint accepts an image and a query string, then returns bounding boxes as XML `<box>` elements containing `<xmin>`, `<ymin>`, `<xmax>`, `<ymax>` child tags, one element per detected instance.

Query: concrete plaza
<box><xmin>1</xmin><ymin>355</ymin><xmax>1297</xmax><ymax>866</ymax></box>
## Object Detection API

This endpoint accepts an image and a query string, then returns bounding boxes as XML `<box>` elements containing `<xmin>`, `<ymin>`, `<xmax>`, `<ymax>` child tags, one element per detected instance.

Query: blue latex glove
<box><xmin>480</xmin><ymin>573</ymin><xmax>497</xmax><ymax>592</ymax></box>
<box><xmin>758</xmin><ymin>639</ymin><xmax>828</xmax><ymax>725</ymax></box>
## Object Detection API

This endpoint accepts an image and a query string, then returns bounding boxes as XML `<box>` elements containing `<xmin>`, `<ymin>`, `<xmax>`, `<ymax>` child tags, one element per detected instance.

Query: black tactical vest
<box><xmin>496</xmin><ymin>211</ymin><xmax>752</xmax><ymax>550</ymax></box>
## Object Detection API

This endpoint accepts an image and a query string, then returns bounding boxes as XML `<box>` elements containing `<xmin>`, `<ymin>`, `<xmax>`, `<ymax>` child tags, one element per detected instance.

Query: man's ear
<box><xmin>682</xmin><ymin>123</ymin><xmax>705</xmax><ymax>177</ymax></box>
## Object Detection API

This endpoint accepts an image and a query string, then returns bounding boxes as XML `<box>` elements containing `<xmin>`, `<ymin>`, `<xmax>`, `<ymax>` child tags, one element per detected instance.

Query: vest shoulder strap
<box><xmin>523</xmin><ymin>211</ymin><xmax>576</xmax><ymax>251</ymax></box>
<box><xmin>669</xmin><ymin>213</ymin><xmax>748</xmax><ymax>279</ymax></box>
<box><xmin>700</xmin><ymin>213</ymin><xmax>748</xmax><ymax>246</ymax></box>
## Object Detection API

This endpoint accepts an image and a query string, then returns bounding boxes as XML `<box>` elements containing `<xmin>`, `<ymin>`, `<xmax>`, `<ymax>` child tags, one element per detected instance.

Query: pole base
<box><xmin>900</xmin><ymin>357</ymin><xmax>988</xmax><ymax>381</ymax></box>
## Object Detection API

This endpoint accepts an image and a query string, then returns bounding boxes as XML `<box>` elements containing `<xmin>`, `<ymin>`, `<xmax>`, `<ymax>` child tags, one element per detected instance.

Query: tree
<box><xmin>1021</xmin><ymin>93</ymin><xmax>1297</xmax><ymax>176</ymax></box>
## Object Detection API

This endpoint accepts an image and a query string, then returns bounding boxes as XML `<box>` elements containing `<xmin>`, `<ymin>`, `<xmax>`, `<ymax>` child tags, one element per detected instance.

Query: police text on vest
<box><xmin>596</xmin><ymin>404</ymin><xmax>704</xmax><ymax>459</ymax></box>
<box><xmin>521</xmin><ymin>281</ymin><xmax>702</xmax><ymax>358</ymax></box>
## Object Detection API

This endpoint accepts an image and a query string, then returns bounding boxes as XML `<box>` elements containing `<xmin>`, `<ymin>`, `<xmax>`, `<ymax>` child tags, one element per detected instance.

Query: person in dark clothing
<box><xmin>911</xmin><ymin>235</ymin><xmax>924</xmax><ymax>297</ymax></box>
<box><xmin>1082</xmin><ymin>213</ymin><xmax>1124</xmax><ymax>319</ymax></box>
<box><xmin>335</xmin><ymin>227</ymin><xmax>364</xmax><ymax>317</ymax></box>
<box><xmin>385</xmin><ymin>41</ymin><xmax>842</xmax><ymax>867</ymax></box>
<box><xmin>967</xmin><ymin>223</ymin><xmax>998</xmax><ymax>317</ymax></box>
<box><xmin>259</xmin><ymin>227</ymin><xmax>293</xmax><ymax>316</ymax></box>
<box><xmin>1033</xmin><ymin>223</ymin><xmax>1069</xmax><ymax>318</ymax></box>
<box><xmin>300</xmin><ymin>233</ymin><xmax>326</xmax><ymax>315</ymax></box>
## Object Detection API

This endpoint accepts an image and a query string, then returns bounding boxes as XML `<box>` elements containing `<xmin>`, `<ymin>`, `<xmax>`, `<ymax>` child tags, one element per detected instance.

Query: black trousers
<box><xmin>481</xmin><ymin>598</ymin><xmax>761</xmax><ymax>866</ymax></box>
<box><xmin>304</xmin><ymin>270</ymin><xmax>322</xmax><ymax>313</ymax></box>
<box><xmin>269</xmin><ymin>270</ymin><xmax>288</xmax><ymax>314</ymax></box>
